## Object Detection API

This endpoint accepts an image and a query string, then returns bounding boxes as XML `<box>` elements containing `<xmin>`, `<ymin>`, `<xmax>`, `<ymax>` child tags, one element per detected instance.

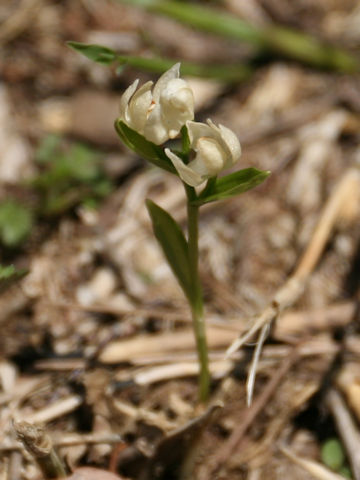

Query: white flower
<box><xmin>119</xmin><ymin>63</ymin><xmax>194</xmax><ymax>145</ymax></box>
<box><xmin>165</xmin><ymin>119</ymin><xmax>241</xmax><ymax>187</ymax></box>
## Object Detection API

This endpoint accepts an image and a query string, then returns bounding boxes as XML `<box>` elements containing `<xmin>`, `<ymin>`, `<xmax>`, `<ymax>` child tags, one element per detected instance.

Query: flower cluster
<box><xmin>119</xmin><ymin>63</ymin><xmax>194</xmax><ymax>145</ymax></box>
<box><xmin>119</xmin><ymin>63</ymin><xmax>241</xmax><ymax>186</ymax></box>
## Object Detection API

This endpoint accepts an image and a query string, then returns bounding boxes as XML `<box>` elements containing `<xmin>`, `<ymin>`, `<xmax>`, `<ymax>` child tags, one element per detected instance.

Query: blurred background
<box><xmin>0</xmin><ymin>1</ymin><xmax>360</xmax><ymax>479</ymax></box>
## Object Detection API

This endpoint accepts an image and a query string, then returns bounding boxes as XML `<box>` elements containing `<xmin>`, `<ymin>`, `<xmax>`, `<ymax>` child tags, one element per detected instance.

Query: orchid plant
<box><xmin>115</xmin><ymin>63</ymin><xmax>269</xmax><ymax>402</ymax></box>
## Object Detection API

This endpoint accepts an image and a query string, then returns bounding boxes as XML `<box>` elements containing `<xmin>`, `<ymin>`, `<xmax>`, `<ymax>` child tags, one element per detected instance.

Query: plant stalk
<box><xmin>14</xmin><ymin>421</ymin><xmax>68</xmax><ymax>479</ymax></box>
<box><xmin>117</xmin><ymin>0</ymin><xmax>359</xmax><ymax>73</ymax></box>
<box><xmin>116</xmin><ymin>55</ymin><xmax>252</xmax><ymax>83</ymax></box>
<box><xmin>185</xmin><ymin>185</ymin><xmax>210</xmax><ymax>403</ymax></box>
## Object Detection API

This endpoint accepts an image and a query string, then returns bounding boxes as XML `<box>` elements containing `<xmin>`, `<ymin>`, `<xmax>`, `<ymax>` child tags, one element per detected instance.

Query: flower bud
<box><xmin>165</xmin><ymin>119</ymin><xmax>241</xmax><ymax>186</ymax></box>
<box><xmin>119</xmin><ymin>63</ymin><xmax>194</xmax><ymax>145</ymax></box>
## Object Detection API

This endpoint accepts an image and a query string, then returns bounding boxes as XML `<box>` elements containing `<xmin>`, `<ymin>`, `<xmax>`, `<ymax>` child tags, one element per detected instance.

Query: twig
<box><xmin>326</xmin><ymin>389</ymin><xmax>360</xmax><ymax>480</ymax></box>
<box><xmin>13</xmin><ymin>421</ymin><xmax>68</xmax><ymax>479</ymax></box>
<box><xmin>226</xmin><ymin>166</ymin><xmax>360</xmax><ymax>403</ymax></box>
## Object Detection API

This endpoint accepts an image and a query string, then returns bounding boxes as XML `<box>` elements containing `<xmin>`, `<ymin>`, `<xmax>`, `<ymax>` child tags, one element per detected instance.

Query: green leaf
<box><xmin>0</xmin><ymin>264</ymin><xmax>28</xmax><ymax>294</ymax></box>
<box><xmin>35</xmin><ymin>134</ymin><xmax>61</xmax><ymax>164</ymax></box>
<box><xmin>321</xmin><ymin>438</ymin><xmax>345</xmax><ymax>471</ymax></box>
<box><xmin>193</xmin><ymin>168</ymin><xmax>270</xmax><ymax>205</ymax></box>
<box><xmin>69</xmin><ymin>40</ymin><xmax>252</xmax><ymax>83</ymax></box>
<box><xmin>0</xmin><ymin>201</ymin><xmax>33</xmax><ymax>247</ymax></box>
<box><xmin>339</xmin><ymin>466</ymin><xmax>352</xmax><ymax>478</ymax></box>
<box><xmin>115</xmin><ymin>120</ymin><xmax>176</xmax><ymax>174</ymax></box>
<box><xmin>59</xmin><ymin>144</ymin><xmax>99</xmax><ymax>183</ymax></box>
<box><xmin>67</xmin><ymin>41</ymin><xmax>117</xmax><ymax>65</ymax></box>
<box><xmin>146</xmin><ymin>199</ymin><xmax>192</xmax><ymax>300</ymax></box>
<box><xmin>33</xmin><ymin>138</ymin><xmax>113</xmax><ymax>215</ymax></box>
<box><xmin>35</xmin><ymin>146</ymin><xmax>99</xmax><ymax>188</ymax></box>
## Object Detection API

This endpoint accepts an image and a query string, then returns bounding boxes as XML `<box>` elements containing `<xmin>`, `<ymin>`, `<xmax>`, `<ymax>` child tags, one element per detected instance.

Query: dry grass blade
<box><xmin>246</xmin><ymin>323</ymin><xmax>269</xmax><ymax>406</ymax></box>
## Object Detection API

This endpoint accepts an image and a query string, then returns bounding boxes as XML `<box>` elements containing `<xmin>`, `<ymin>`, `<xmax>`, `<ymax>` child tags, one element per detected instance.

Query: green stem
<box><xmin>117</xmin><ymin>0</ymin><xmax>359</xmax><ymax>73</ymax></box>
<box><xmin>117</xmin><ymin>55</ymin><xmax>252</xmax><ymax>83</ymax></box>
<box><xmin>185</xmin><ymin>184</ymin><xmax>210</xmax><ymax>403</ymax></box>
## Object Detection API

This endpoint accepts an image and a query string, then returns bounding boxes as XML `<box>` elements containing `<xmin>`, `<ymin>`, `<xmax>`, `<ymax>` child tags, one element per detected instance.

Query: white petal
<box><xmin>160</xmin><ymin>82</ymin><xmax>194</xmax><ymax>138</ymax></box>
<box><xmin>186</xmin><ymin>120</ymin><xmax>215</xmax><ymax>145</ymax></box>
<box><xmin>204</xmin><ymin>119</ymin><xmax>241</xmax><ymax>168</ymax></box>
<box><xmin>195</xmin><ymin>137</ymin><xmax>226</xmax><ymax>175</ymax></box>
<box><xmin>152</xmin><ymin>63</ymin><xmax>180</xmax><ymax>102</ymax></box>
<box><xmin>205</xmin><ymin>119</ymin><xmax>227</xmax><ymax>145</ymax></box>
<box><xmin>128</xmin><ymin>81</ymin><xmax>153</xmax><ymax>132</ymax></box>
<box><xmin>218</xmin><ymin>124</ymin><xmax>241</xmax><ymax>166</ymax></box>
<box><xmin>161</xmin><ymin>78</ymin><xmax>189</xmax><ymax>101</ymax></box>
<box><xmin>165</xmin><ymin>148</ymin><xmax>205</xmax><ymax>187</ymax></box>
<box><xmin>143</xmin><ymin>105</ymin><xmax>168</xmax><ymax>145</ymax></box>
<box><xmin>169</xmin><ymin>86</ymin><xmax>194</xmax><ymax>116</ymax></box>
<box><xmin>119</xmin><ymin>79</ymin><xmax>139</xmax><ymax>123</ymax></box>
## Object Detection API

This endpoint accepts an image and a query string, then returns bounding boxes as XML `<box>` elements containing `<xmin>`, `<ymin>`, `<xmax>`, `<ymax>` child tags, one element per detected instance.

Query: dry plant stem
<box><xmin>14</xmin><ymin>421</ymin><xmax>68</xmax><ymax>478</ymax></box>
<box><xmin>186</xmin><ymin>184</ymin><xmax>210</xmax><ymax>403</ymax></box>
<box><xmin>326</xmin><ymin>389</ymin><xmax>360</xmax><ymax>480</ymax></box>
